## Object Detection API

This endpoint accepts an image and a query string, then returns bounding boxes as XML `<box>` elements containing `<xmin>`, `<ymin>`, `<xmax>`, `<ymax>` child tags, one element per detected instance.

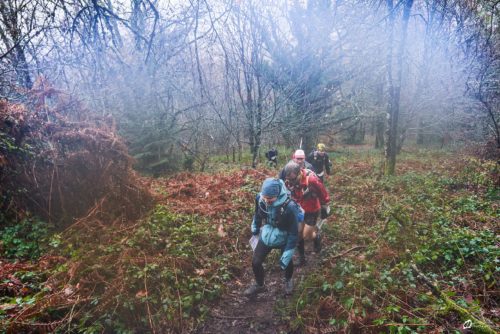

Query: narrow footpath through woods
<box><xmin>196</xmin><ymin>243</ymin><xmax>323</xmax><ymax>334</ymax></box>
<box><xmin>152</xmin><ymin>168</ymin><xmax>334</xmax><ymax>333</ymax></box>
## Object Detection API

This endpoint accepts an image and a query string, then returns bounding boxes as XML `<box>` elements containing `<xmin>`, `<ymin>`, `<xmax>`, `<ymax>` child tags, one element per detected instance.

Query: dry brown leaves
<box><xmin>0</xmin><ymin>261</ymin><xmax>35</xmax><ymax>298</ymax></box>
<box><xmin>0</xmin><ymin>256</ymin><xmax>68</xmax><ymax>332</ymax></box>
<box><xmin>0</xmin><ymin>79</ymin><xmax>152</xmax><ymax>226</ymax></box>
<box><xmin>0</xmin><ymin>80</ymin><xmax>155</xmax><ymax>332</ymax></box>
<box><xmin>1</xmin><ymin>167</ymin><xmax>271</xmax><ymax>332</ymax></box>
<box><xmin>151</xmin><ymin>169</ymin><xmax>268</xmax><ymax>220</ymax></box>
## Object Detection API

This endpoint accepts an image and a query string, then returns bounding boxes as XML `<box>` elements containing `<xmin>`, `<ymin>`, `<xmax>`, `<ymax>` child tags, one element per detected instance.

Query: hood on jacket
<box><xmin>260</xmin><ymin>178</ymin><xmax>289</xmax><ymax>208</ymax></box>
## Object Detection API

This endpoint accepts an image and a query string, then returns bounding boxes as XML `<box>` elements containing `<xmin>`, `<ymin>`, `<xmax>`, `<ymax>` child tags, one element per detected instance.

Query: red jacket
<box><xmin>289</xmin><ymin>169</ymin><xmax>329</xmax><ymax>213</ymax></box>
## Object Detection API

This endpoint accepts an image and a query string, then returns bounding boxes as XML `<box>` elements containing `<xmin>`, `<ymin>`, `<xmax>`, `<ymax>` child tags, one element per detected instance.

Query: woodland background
<box><xmin>0</xmin><ymin>0</ymin><xmax>498</xmax><ymax>172</ymax></box>
<box><xmin>0</xmin><ymin>0</ymin><xmax>498</xmax><ymax>333</ymax></box>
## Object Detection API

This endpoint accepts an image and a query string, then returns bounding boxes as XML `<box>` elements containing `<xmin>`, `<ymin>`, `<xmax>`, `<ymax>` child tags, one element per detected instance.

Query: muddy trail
<box><xmin>196</xmin><ymin>243</ymin><xmax>323</xmax><ymax>334</ymax></box>
<box><xmin>151</xmin><ymin>169</ymin><xmax>334</xmax><ymax>333</ymax></box>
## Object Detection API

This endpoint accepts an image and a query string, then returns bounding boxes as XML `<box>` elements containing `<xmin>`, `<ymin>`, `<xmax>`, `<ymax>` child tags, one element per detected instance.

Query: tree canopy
<box><xmin>1</xmin><ymin>0</ymin><xmax>498</xmax><ymax>172</ymax></box>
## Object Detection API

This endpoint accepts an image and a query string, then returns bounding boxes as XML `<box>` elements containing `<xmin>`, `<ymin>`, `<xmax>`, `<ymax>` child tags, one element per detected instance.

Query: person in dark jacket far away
<box><xmin>282</xmin><ymin>161</ymin><xmax>330</xmax><ymax>266</ymax></box>
<box><xmin>307</xmin><ymin>143</ymin><xmax>331</xmax><ymax>182</ymax></box>
<box><xmin>278</xmin><ymin>149</ymin><xmax>314</xmax><ymax>180</ymax></box>
<box><xmin>244</xmin><ymin>178</ymin><xmax>303</xmax><ymax>297</ymax></box>
<box><xmin>265</xmin><ymin>147</ymin><xmax>278</xmax><ymax>168</ymax></box>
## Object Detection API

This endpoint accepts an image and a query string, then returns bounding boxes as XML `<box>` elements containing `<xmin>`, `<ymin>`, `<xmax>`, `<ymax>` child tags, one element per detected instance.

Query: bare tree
<box><xmin>1</xmin><ymin>0</ymin><xmax>497</xmax><ymax>174</ymax></box>
<box><xmin>0</xmin><ymin>0</ymin><xmax>49</xmax><ymax>90</ymax></box>
<box><xmin>384</xmin><ymin>0</ymin><xmax>414</xmax><ymax>175</ymax></box>
<box><xmin>218</xmin><ymin>1</ymin><xmax>279</xmax><ymax>167</ymax></box>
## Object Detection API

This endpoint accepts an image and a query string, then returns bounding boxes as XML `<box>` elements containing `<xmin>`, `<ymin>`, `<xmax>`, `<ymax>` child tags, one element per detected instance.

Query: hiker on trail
<box><xmin>307</xmin><ymin>143</ymin><xmax>331</xmax><ymax>183</ymax></box>
<box><xmin>282</xmin><ymin>161</ymin><xmax>330</xmax><ymax>266</ymax></box>
<box><xmin>244</xmin><ymin>178</ymin><xmax>303</xmax><ymax>297</ymax></box>
<box><xmin>278</xmin><ymin>149</ymin><xmax>314</xmax><ymax>179</ymax></box>
<box><xmin>265</xmin><ymin>147</ymin><xmax>278</xmax><ymax>168</ymax></box>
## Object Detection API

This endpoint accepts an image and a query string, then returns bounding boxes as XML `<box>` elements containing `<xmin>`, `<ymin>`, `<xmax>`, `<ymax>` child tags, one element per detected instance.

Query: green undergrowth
<box><xmin>1</xmin><ymin>204</ymin><xmax>250</xmax><ymax>333</ymax></box>
<box><xmin>57</xmin><ymin>205</ymin><xmax>248</xmax><ymax>333</ymax></box>
<box><xmin>289</xmin><ymin>149</ymin><xmax>499</xmax><ymax>333</ymax></box>
<box><xmin>2</xmin><ymin>147</ymin><xmax>497</xmax><ymax>333</ymax></box>
<box><xmin>0</xmin><ymin>216</ymin><xmax>53</xmax><ymax>260</ymax></box>
<box><xmin>0</xmin><ymin>216</ymin><xmax>56</xmax><ymax>330</ymax></box>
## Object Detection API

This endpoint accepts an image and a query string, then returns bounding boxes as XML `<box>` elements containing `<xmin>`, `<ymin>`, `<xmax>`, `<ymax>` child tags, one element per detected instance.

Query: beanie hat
<box><xmin>261</xmin><ymin>178</ymin><xmax>281</xmax><ymax>198</ymax></box>
<box><xmin>293</xmin><ymin>149</ymin><xmax>305</xmax><ymax>159</ymax></box>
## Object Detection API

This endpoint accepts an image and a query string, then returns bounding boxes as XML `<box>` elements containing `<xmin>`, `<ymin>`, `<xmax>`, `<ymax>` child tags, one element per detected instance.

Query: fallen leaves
<box><xmin>151</xmin><ymin>169</ymin><xmax>266</xmax><ymax>220</ymax></box>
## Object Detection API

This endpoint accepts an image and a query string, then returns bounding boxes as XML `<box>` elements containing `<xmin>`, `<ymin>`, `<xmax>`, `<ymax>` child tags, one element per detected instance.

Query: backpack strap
<box><xmin>280</xmin><ymin>197</ymin><xmax>291</xmax><ymax>214</ymax></box>
<box><xmin>277</xmin><ymin>196</ymin><xmax>292</xmax><ymax>228</ymax></box>
<box><xmin>302</xmin><ymin>169</ymin><xmax>312</xmax><ymax>196</ymax></box>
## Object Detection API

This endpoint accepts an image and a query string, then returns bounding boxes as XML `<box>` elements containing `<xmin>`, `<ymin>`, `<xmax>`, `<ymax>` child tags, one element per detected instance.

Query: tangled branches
<box><xmin>0</xmin><ymin>78</ymin><xmax>152</xmax><ymax>227</ymax></box>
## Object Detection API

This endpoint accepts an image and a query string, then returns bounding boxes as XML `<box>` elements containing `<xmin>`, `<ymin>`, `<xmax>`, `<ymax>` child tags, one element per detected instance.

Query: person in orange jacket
<box><xmin>282</xmin><ymin>161</ymin><xmax>330</xmax><ymax>265</ymax></box>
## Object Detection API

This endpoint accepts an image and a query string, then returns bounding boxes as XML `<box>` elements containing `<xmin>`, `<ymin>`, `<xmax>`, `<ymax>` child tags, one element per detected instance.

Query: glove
<box><xmin>280</xmin><ymin>249</ymin><xmax>295</xmax><ymax>270</ymax></box>
<box><xmin>320</xmin><ymin>204</ymin><xmax>331</xmax><ymax>219</ymax></box>
<box><xmin>297</xmin><ymin>207</ymin><xmax>305</xmax><ymax>223</ymax></box>
<box><xmin>251</xmin><ymin>218</ymin><xmax>260</xmax><ymax>235</ymax></box>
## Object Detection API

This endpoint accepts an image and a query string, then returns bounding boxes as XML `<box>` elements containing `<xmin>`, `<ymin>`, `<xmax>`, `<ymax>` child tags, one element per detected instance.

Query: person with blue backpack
<box><xmin>244</xmin><ymin>178</ymin><xmax>304</xmax><ymax>296</ymax></box>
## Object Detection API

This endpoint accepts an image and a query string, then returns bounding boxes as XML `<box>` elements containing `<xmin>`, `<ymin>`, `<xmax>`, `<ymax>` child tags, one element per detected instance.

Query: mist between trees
<box><xmin>1</xmin><ymin>0</ymin><xmax>498</xmax><ymax>174</ymax></box>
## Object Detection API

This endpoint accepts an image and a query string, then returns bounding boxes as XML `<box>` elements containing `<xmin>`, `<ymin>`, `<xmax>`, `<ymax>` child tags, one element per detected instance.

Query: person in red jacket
<box><xmin>278</xmin><ymin>149</ymin><xmax>314</xmax><ymax>180</ymax></box>
<box><xmin>282</xmin><ymin>161</ymin><xmax>330</xmax><ymax>265</ymax></box>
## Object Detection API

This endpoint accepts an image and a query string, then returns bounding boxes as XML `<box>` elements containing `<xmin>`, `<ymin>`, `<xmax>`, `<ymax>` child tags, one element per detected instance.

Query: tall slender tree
<box><xmin>385</xmin><ymin>0</ymin><xmax>414</xmax><ymax>175</ymax></box>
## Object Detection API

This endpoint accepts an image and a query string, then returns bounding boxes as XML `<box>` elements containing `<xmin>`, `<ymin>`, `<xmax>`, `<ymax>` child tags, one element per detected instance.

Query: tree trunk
<box><xmin>397</xmin><ymin>128</ymin><xmax>407</xmax><ymax>154</ymax></box>
<box><xmin>415</xmin><ymin>1</ymin><xmax>438</xmax><ymax>147</ymax></box>
<box><xmin>251</xmin><ymin>52</ymin><xmax>264</xmax><ymax>168</ymax></box>
<box><xmin>416</xmin><ymin>118</ymin><xmax>425</xmax><ymax>145</ymax></box>
<box><xmin>385</xmin><ymin>0</ymin><xmax>413</xmax><ymax>175</ymax></box>
<box><xmin>375</xmin><ymin>115</ymin><xmax>385</xmax><ymax>149</ymax></box>
<box><xmin>479</xmin><ymin>98</ymin><xmax>500</xmax><ymax>148</ymax></box>
<box><xmin>359</xmin><ymin>121</ymin><xmax>366</xmax><ymax>143</ymax></box>
<box><xmin>375</xmin><ymin>83</ymin><xmax>385</xmax><ymax>149</ymax></box>
<box><xmin>0</xmin><ymin>1</ymin><xmax>32</xmax><ymax>89</ymax></box>
<box><xmin>301</xmin><ymin>132</ymin><xmax>315</xmax><ymax>156</ymax></box>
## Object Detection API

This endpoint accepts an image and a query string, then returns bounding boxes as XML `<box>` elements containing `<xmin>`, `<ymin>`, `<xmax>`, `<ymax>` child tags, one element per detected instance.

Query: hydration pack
<box><xmin>295</xmin><ymin>169</ymin><xmax>317</xmax><ymax>200</ymax></box>
<box><xmin>258</xmin><ymin>197</ymin><xmax>292</xmax><ymax>230</ymax></box>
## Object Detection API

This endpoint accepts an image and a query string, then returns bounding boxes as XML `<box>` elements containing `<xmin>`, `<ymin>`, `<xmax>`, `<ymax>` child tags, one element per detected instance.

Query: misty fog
<box><xmin>0</xmin><ymin>0</ymin><xmax>498</xmax><ymax>172</ymax></box>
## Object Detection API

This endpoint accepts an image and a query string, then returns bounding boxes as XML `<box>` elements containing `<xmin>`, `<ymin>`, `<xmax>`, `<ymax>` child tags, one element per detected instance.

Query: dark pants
<box><xmin>252</xmin><ymin>239</ymin><xmax>293</xmax><ymax>286</ymax></box>
<box><xmin>268</xmin><ymin>156</ymin><xmax>278</xmax><ymax>168</ymax></box>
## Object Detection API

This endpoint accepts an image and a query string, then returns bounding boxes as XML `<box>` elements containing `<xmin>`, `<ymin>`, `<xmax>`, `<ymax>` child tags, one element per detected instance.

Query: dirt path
<box><xmin>196</xmin><ymin>243</ymin><xmax>321</xmax><ymax>334</ymax></box>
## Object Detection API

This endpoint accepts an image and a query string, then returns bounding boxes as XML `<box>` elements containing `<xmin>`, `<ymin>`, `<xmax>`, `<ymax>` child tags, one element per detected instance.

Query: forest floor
<box><xmin>1</xmin><ymin>147</ymin><xmax>498</xmax><ymax>333</ymax></box>
<box><xmin>150</xmin><ymin>168</ymin><xmax>318</xmax><ymax>333</ymax></box>
<box><xmin>149</xmin><ymin>167</ymin><xmax>331</xmax><ymax>333</ymax></box>
<box><xmin>195</xmin><ymin>242</ymin><xmax>322</xmax><ymax>334</ymax></box>
<box><xmin>192</xmin><ymin>148</ymin><xmax>499</xmax><ymax>334</ymax></box>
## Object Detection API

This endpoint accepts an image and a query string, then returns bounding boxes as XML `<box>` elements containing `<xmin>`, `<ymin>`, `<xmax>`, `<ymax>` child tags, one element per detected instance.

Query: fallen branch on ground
<box><xmin>330</xmin><ymin>246</ymin><xmax>367</xmax><ymax>260</ymax></box>
<box><xmin>411</xmin><ymin>263</ymin><xmax>497</xmax><ymax>334</ymax></box>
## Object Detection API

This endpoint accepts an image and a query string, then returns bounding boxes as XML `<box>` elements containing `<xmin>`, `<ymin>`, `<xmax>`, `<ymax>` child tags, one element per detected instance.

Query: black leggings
<box><xmin>252</xmin><ymin>239</ymin><xmax>293</xmax><ymax>286</ymax></box>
